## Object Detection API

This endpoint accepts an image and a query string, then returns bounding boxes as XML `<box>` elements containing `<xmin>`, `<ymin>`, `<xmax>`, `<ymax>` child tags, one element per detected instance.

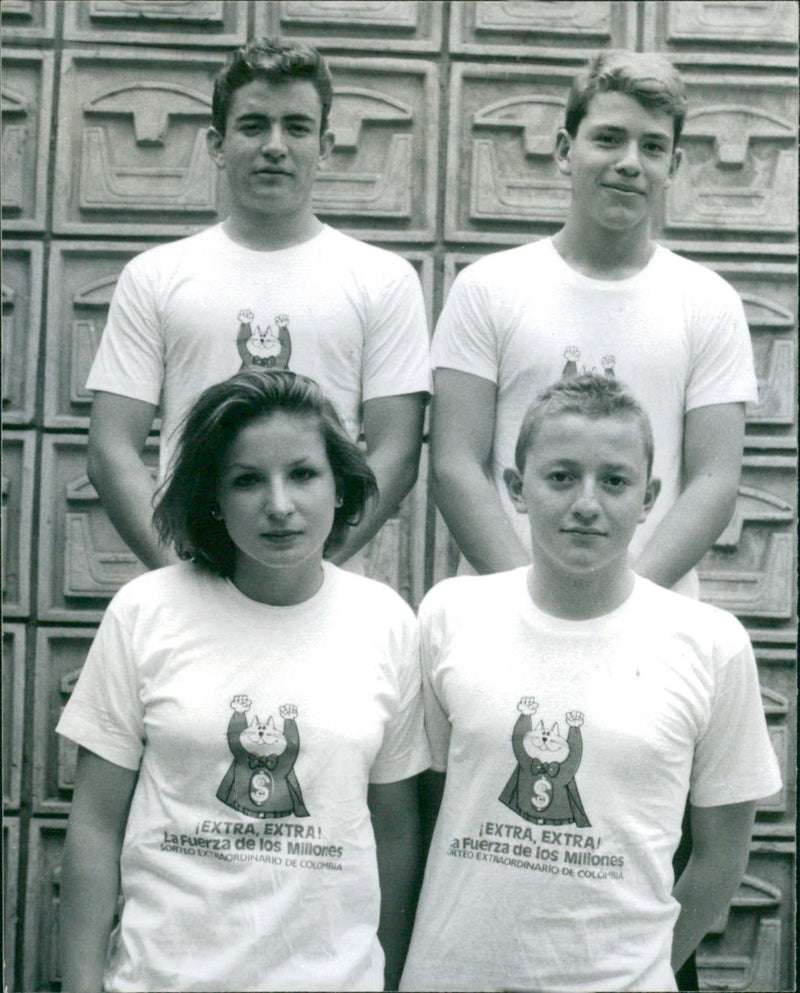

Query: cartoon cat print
<box><xmin>217</xmin><ymin>694</ymin><xmax>309</xmax><ymax>818</ymax></box>
<box><xmin>236</xmin><ymin>309</ymin><xmax>292</xmax><ymax>370</ymax></box>
<box><xmin>499</xmin><ymin>696</ymin><xmax>590</xmax><ymax>827</ymax></box>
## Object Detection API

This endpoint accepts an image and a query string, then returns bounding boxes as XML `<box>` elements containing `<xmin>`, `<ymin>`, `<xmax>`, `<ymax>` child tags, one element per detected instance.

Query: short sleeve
<box><xmin>690</xmin><ymin>616</ymin><xmax>781</xmax><ymax>807</ymax></box>
<box><xmin>431</xmin><ymin>264</ymin><xmax>499</xmax><ymax>383</ymax></box>
<box><xmin>418</xmin><ymin>593</ymin><xmax>452</xmax><ymax>772</ymax></box>
<box><xmin>85</xmin><ymin>254</ymin><xmax>166</xmax><ymax>406</ymax></box>
<box><xmin>685</xmin><ymin>274</ymin><xmax>758</xmax><ymax>411</ymax></box>
<box><xmin>361</xmin><ymin>263</ymin><xmax>431</xmax><ymax>401</ymax></box>
<box><xmin>369</xmin><ymin>607</ymin><xmax>430</xmax><ymax>784</ymax></box>
<box><xmin>56</xmin><ymin>605</ymin><xmax>146</xmax><ymax>771</ymax></box>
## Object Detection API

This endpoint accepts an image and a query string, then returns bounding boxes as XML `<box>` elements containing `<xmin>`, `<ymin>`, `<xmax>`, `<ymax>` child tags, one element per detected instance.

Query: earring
<box><xmin>211</xmin><ymin>506</ymin><xmax>223</xmax><ymax>520</ymax></box>
<box><xmin>334</xmin><ymin>496</ymin><xmax>344</xmax><ymax>508</ymax></box>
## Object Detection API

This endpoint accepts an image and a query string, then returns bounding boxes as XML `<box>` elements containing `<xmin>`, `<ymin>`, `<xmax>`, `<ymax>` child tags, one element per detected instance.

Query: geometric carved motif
<box><xmin>80</xmin><ymin>83</ymin><xmax>216</xmax><ymax>212</ymax></box>
<box><xmin>64</xmin><ymin>1</ymin><xmax>245</xmax><ymax>47</ymax></box>
<box><xmin>698</xmin><ymin>918</ymin><xmax>782</xmax><ymax>992</ymax></box>
<box><xmin>314</xmin><ymin>87</ymin><xmax>413</xmax><ymax>218</ymax></box>
<box><xmin>1</xmin><ymin>53</ymin><xmax>52</xmax><ymax>231</ymax></box>
<box><xmin>88</xmin><ymin>1</ymin><xmax>225</xmax><ymax>23</ymax></box>
<box><xmin>283</xmin><ymin>0</ymin><xmax>420</xmax><ymax>29</ymax></box>
<box><xmin>665</xmin><ymin>1</ymin><xmax>799</xmax><ymax>46</ymax></box>
<box><xmin>666</xmin><ymin>84</ymin><xmax>798</xmax><ymax>235</ymax></box>
<box><xmin>2</xmin><ymin>240</ymin><xmax>42</xmax><ymax>427</ymax></box>
<box><xmin>700</xmin><ymin>532</ymin><xmax>794</xmax><ymax>619</ymax></box>
<box><xmin>473</xmin><ymin>0</ymin><xmax>613</xmax><ymax>37</ymax></box>
<box><xmin>0</xmin><ymin>85</ymin><xmax>28</xmax><ymax>213</ymax></box>
<box><xmin>69</xmin><ymin>275</ymin><xmax>117</xmax><ymax>406</ymax></box>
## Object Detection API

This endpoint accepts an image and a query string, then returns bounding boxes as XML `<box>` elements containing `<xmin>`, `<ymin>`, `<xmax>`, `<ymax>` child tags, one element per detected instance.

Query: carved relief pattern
<box><xmin>54</xmin><ymin>51</ymin><xmax>224</xmax><ymax>234</ymax></box>
<box><xmin>64</xmin><ymin>0</ymin><xmax>245</xmax><ymax>45</ymax></box>
<box><xmin>1</xmin><ymin>54</ymin><xmax>52</xmax><ymax>230</ymax></box>
<box><xmin>666</xmin><ymin>80</ymin><xmax>798</xmax><ymax>236</ymax></box>
<box><xmin>1</xmin><ymin>433</ymin><xmax>34</xmax><ymax>618</ymax></box>
<box><xmin>3</xmin><ymin>626</ymin><xmax>25</xmax><ymax>811</ymax></box>
<box><xmin>23</xmin><ymin>822</ymin><xmax>67</xmax><ymax>992</ymax></box>
<box><xmin>665</xmin><ymin>1</ymin><xmax>798</xmax><ymax>46</ymax></box>
<box><xmin>474</xmin><ymin>1</ymin><xmax>612</xmax><ymax>36</ymax></box>
<box><xmin>2</xmin><ymin>243</ymin><xmax>42</xmax><ymax>426</ymax></box>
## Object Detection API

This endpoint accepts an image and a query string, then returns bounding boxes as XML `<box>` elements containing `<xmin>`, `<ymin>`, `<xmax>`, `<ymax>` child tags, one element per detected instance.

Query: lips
<box><xmin>561</xmin><ymin>528</ymin><xmax>606</xmax><ymax>536</ymax></box>
<box><xmin>602</xmin><ymin>184</ymin><xmax>644</xmax><ymax>195</ymax></box>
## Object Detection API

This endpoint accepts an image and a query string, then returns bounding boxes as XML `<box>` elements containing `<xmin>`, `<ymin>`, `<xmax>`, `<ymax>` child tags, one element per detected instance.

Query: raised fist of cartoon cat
<box><xmin>499</xmin><ymin>696</ymin><xmax>590</xmax><ymax>827</ymax></box>
<box><xmin>216</xmin><ymin>695</ymin><xmax>309</xmax><ymax>819</ymax></box>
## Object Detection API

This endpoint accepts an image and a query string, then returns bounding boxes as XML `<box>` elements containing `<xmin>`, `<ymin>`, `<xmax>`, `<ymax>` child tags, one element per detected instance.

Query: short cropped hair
<box><xmin>212</xmin><ymin>37</ymin><xmax>333</xmax><ymax>135</ymax></box>
<box><xmin>564</xmin><ymin>50</ymin><xmax>688</xmax><ymax>145</ymax></box>
<box><xmin>515</xmin><ymin>373</ymin><xmax>655</xmax><ymax>478</ymax></box>
<box><xmin>153</xmin><ymin>370</ymin><xmax>377</xmax><ymax>575</ymax></box>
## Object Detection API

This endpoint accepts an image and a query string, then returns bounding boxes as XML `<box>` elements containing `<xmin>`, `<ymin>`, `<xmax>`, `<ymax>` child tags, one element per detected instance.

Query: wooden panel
<box><xmin>314</xmin><ymin>58</ymin><xmax>439</xmax><ymax>242</ymax></box>
<box><xmin>32</xmin><ymin>627</ymin><xmax>97</xmax><ymax>814</ymax></box>
<box><xmin>44</xmin><ymin>241</ymin><xmax>153</xmax><ymax>429</ymax></box>
<box><xmin>2</xmin><ymin>431</ymin><xmax>34</xmax><ymax>618</ymax></box>
<box><xmin>0</xmin><ymin>0</ymin><xmax>56</xmax><ymax>39</ymax></box>
<box><xmin>3</xmin><ymin>817</ymin><xmax>20</xmax><ymax>991</ymax></box>
<box><xmin>23</xmin><ymin>820</ymin><xmax>67</xmax><ymax>993</ymax></box>
<box><xmin>2</xmin><ymin>240</ymin><xmax>42</xmax><ymax>427</ymax></box>
<box><xmin>445</xmin><ymin>63</ymin><xmax>577</xmax><ymax>245</ymax></box>
<box><xmin>1</xmin><ymin>51</ymin><xmax>53</xmax><ymax>232</ymax></box>
<box><xmin>256</xmin><ymin>0</ymin><xmax>444</xmax><ymax>53</ymax></box>
<box><xmin>64</xmin><ymin>0</ymin><xmax>247</xmax><ymax>47</ymax></box>
<box><xmin>38</xmin><ymin>434</ymin><xmax>158</xmax><ymax>622</ymax></box>
<box><xmin>2</xmin><ymin>625</ymin><xmax>26</xmax><ymax>811</ymax></box>
<box><xmin>449</xmin><ymin>1</ymin><xmax>636</xmax><ymax>58</ymax></box>
<box><xmin>54</xmin><ymin>47</ymin><xmax>225</xmax><ymax>236</ymax></box>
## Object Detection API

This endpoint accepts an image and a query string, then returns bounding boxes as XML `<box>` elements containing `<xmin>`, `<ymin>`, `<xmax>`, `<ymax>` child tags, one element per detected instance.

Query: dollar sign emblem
<box><xmin>250</xmin><ymin>770</ymin><xmax>273</xmax><ymax>805</ymax></box>
<box><xmin>532</xmin><ymin>776</ymin><xmax>552</xmax><ymax>811</ymax></box>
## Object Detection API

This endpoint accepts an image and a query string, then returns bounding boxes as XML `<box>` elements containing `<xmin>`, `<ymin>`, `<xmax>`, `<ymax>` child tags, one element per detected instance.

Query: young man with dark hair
<box><xmin>87</xmin><ymin>38</ymin><xmax>429</xmax><ymax>571</ymax></box>
<box><xmin>402</xmin><ymin>374</ymin><xmax>779</xmax><ymax>993</ymax></box>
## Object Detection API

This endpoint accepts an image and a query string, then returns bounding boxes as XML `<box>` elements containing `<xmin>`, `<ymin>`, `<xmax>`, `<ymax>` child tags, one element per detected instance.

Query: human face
<box><xmin>555</xmin><ymin>91</ymin><xmax>681</xmax><ymax>233</ymax></box>
<box><xmin>505</xmin><ymin>413</ymin><xmax>660</xmax><ymax>592</ymax></box>
<box><xmin>206</xmin><ymin>78</ymin><xmax>334</xmax><ymax>223</ymax></box>
<box><xmin>216</xmin><ymin>412</ymin><xmax>338</xmax><ymax>605</ymax></box>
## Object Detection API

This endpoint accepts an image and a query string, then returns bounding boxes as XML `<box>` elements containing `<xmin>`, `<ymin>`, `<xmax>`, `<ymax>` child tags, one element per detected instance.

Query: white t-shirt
<box><xmin>432</xmin><ymin>239</ymin><xmax>757</xmax><ymax>595</ymax></box>
<box><xmin>87</xmin><ymin>224</ymin><xmax>431</xmax><ymax>480</ymax></box>
<box><xmin>57</xmin><ymin>562</ymin><xmax>430</xmax><ymax>992</ymax></box>
<box><xmin>400</xmin><ymin>570</ymin><xmax>780</xmax><ymax>993</ymax></box>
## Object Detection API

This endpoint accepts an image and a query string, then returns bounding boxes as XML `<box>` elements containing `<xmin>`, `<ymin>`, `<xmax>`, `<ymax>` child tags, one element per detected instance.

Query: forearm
<box><xmin>671</xmin><ymin>847</ymin><xmax>747</xmax><ymax>971</ymax></box>
<box><xmin>60</xmin><ymin>822</ymin><xmax>123</xmax><ymax>992</ymax></box>
<box><xmin>433</xmin><ymin>460</ymin><xmax>528</xmax><ymax>574</ymax></box>
<box><xmin>328</xmin><ymin>445</ymin><xmax>419</xmax><ymax>566</ymax></box>
<box><xmin>375</xmin><ymin>828</ymin><xmax>421</xmax><ymax>990</ymax></box>
<box><xmin>633</xmin><ymin>474</ymin><xmax>738</xmax><ymax>589</ymax></box>
<box><xmin>88</xmin><ymin>449</ymin><xmax>172</xmax><ymax>570</ymax></box>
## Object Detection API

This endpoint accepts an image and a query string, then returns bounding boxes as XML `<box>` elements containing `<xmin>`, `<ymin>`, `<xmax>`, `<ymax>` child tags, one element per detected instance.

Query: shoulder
<box><xmin>651</xmin><ymin>247</ymin><xmax>740</xmax><ymax>302</ymax></box>
<box><xmin>453</xmin><ymin>240</ymin><xmax>549</xmax><ymax>291</ymax></box>
<box><xmin>108</xmin><ymin>562</ymin><xmax>217</xmax><ymax>619</ymax></box>
<box><xmin>125</xmin><ymin>227</ymin><xmax>220</xmax><ymax>273</ymax></box>
<box><xmin>327</xmin><ymin>565</ymin><xmax>416</xmax><ymax>625</ymax></box>
<box><xmin>419</xmin><ymin>569</ymin><xmax>525</xmax><ymax>623</ymax></box>
<box><xmin>319</xmin><ymin>226</ymin><xmax>417</xmax><ymax>281</ymax></box>
<box><xmin>633</xmin><ymin>578</ymin><xmax>749</xmax><ymax>653</ymax></box>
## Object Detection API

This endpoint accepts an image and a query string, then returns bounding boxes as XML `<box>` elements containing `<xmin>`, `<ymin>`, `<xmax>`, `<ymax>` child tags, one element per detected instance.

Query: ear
<box><xmin>504</xmin><ymin>467</ymin><xmax>528</xmax><ymax>515</ymax></box>
<box><xmin>319</xmin><ymin>129</ymin><xmax>335</xmax><ymax>165</ymax></box>
<box><xmin>554</xmin><ymin>128</ymin><xmax>573</xmax><ymax>177</ymax></box>
<box><xmin>664</xmin><ymin>147</ymin><xmax>682</xmax><ymax>188</ymax></box>
<box><xmin>206</xmin><ymin>126</ymin><xmax>226</xmax><ymax>169</ymax></box>
<box><xmin>639</xmin><ymin>477</ymin><xmax>661</xmax><ymax>523</ymax></box>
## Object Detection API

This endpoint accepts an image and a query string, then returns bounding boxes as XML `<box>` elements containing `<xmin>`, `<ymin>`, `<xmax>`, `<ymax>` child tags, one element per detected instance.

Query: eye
<box><xmin>287</xmin><ymin>123</ymin><xmax>312</xmax><ymax>136</ymax></box>
<box><xmin>231</xmin><ymin>472</ymin><xmax>260</xmax><ymax>488</ymax></box>
<box><xmin>238</xmin><ymin>122</ymin><xmax>263</xmax><ymax>136</ymax></box>
<box><xmin>547</xmin><ymin>471</ymin><xmax>574</xmax><ymax>487</ymax></box>
<box><xmin>291</xmin><ymin>466</ymin><xmax>318</xmax><ymax>482</ymax></box>
<box><xmin>603</xmin><ymin>475</ymin><xmax>630</xmax><ymax>489</ymax></box>
<box><xmin>595</xmin><ymin>133</ymin><xmax>620</xmax><ymax>146</ymax></box>
<box><xmin>643</xmin><ymin>141</ymin><xmax>667</xmax><ymax>155</ymax></box>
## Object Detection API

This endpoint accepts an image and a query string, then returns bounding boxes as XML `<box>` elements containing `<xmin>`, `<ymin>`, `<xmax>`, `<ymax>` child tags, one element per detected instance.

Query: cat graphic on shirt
<box><xmin>236</xmin><ymin>309</ymin><xmax>292</xmax><ymax>369</ymax></box>
<box><xmin>499</xmin><ymin>696</ymin><xmax>590</xmax><ymax>827</ymax></box>
<box><xmin>217</xmin><ymin>694</ymin><xmax>308</xmax><ymax>818</ymax></box>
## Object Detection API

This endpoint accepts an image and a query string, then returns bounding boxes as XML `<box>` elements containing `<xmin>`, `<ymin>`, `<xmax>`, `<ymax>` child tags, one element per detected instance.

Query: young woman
<box><xmin>58</xmin><ymin>370</ymin><xmax>428</xmax><ymax>993</ymax></box>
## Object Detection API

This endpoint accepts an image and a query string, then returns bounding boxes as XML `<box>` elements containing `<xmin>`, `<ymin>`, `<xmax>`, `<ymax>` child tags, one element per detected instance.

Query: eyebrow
<box><xmin>590</xmin><ymin>123</ymin><xmax>671</xmax><ymax>140</ymax></box>
<box><xmin>233</xmin><ymin>111</ymin><xmax>317</xmax><ymax>124</ymax></box>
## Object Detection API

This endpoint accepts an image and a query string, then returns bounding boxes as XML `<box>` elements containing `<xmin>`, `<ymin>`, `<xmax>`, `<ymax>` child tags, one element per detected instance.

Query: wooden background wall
<box><xmin>1</xmin><ymin>2</ymin><xmax>796</xmax><ymax>989</ymax></box>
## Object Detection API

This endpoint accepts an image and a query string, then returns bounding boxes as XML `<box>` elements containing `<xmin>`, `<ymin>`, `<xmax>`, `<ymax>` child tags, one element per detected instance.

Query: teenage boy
<box><xmin>430</xmin><ymin>51</ymin><xmax>755</xmax><ymax>596</ymax></box>
<box><xmin>401</xmin><ymin>374</ymin><xmax>779</xmax><ymax>993</ymax></box>
<box><xmin>87</xmin><ymin>38</ymin><xmax>429</xmax><ymax>570</ymax></box>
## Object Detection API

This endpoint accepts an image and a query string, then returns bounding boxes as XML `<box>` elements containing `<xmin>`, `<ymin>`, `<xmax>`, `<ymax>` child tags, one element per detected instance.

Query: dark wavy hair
<box><xmin>212</xmin><ymin>37</ymin><xmax>333</xmax><ymax>135</ymax></box>
<box><xmin>564</xmin><ymin>50</ymin><xmax>688</xmax><ymax>145</ymax></box>
<box><xmin>153</xmin><ymin>370</ymin><xmax>377</xmax><ymax>574</ymax></box>
<box><xmin>515</xmin><ymin>372</ymin><xmax>655</xmax><ymax>479</ymax></box>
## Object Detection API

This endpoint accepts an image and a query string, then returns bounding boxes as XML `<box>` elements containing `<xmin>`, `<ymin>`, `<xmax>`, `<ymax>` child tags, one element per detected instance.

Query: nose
<box><xmin>614</xmin><ymin>138</ymin><xmax>641</xmax><ymax>175</ymax></box>
<box><xmin>265</xmin><ymin>478</ymin><xmax>294</xmax><ymax>517</ymax></box>
<box><xmin>261</xmin><ymin>124</ymin><xmax>287</xmax><ymax>157</ymax></box>
<box><xmin>571</xmin><ymin>483</ymin><xmax>601</xmax><ymax>522</ymax></box>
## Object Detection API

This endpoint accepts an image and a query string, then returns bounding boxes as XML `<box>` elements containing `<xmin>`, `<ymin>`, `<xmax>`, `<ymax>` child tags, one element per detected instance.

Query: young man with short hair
<box><xmin>431</xmin><ymin>51</ymin><xmax>754</xmax><ymax>597</ymax></box>
<box><xmin>87</xmin><ymin>38</ymin><xmax>429</xmax><ymax>570</ymax></box>
<box><xmin>401</xmin><ymin>374</ymin><xmax>779</xmax><ymax>993</ymax></box>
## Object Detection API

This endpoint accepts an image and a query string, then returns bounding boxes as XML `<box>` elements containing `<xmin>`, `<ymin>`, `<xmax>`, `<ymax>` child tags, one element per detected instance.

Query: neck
<box><xmin>223</xmin><ymin>211</ymin><xmax>323</xmax><ymax>252</ymax></box>
<box><xmin>231</xmin><ymin>559</ymin><xmax>325</xmax><ymax>606</ymax></box>
<box><xmin>527</xmin><ymin>562</ymin><xmax>635</xmax><ymax>620</ymax></box>
<box><xmin>552</xmin><ymin>217</ymin><xmax>654</xmax><ymax>280</ymax></box>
